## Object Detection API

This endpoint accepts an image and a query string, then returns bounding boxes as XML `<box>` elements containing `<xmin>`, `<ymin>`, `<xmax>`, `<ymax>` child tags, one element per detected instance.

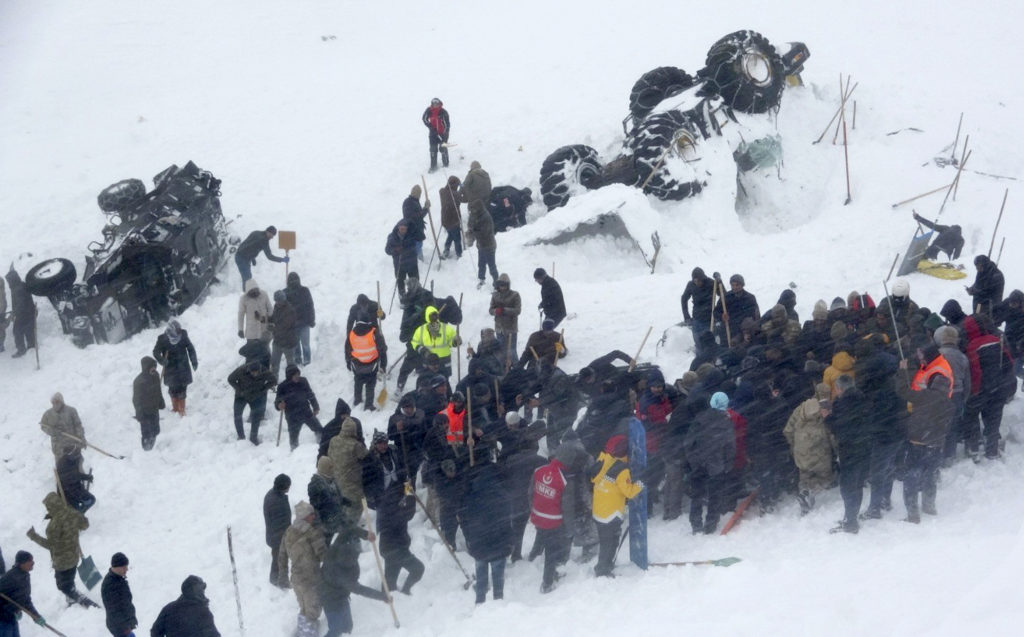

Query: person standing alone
<box><xmin>422</xmin><ymin>98</ymin><xmax>450</xmax><ymax>172</ymax></box>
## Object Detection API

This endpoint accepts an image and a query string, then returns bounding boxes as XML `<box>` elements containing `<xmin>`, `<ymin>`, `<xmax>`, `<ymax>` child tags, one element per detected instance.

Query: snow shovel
<box><xmin>77</xmin><ymin>554</ymin><xmax>101</xmax><ymax>590</ymax></box>
<box><xmin>376</xmin><ymin>368</ymin><xmax>388</xmax><ymax>408</ymax></box>
<box><xmin>0</xmin><ymin>593</ymin><xmax>67</xmax><ymax>636</ymax></box>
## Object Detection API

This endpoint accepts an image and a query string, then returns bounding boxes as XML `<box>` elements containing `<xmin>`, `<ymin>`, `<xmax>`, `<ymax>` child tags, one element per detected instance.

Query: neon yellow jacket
<box><xmin>410</xmin><ymin>305</ymin><xmax>459</xmax><ymax>359</ymax></box>
<box><xmin>591</xmin><ymin>451</ymin><xmax>643</xmax><ymax>523</ymax></box>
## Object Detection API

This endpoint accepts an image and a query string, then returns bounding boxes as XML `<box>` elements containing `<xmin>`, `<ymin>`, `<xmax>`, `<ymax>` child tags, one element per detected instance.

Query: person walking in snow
<box><xmin>26</xmin><ymin>492</ymin><xmax>98</xmax><ymax>608</ymax></box>
<box><xmin>234</xmin><ymin>226</ymin><xmax>288</xmax><ymax>289</ymax></box>
<box><xmin>319</xmin><ymin>525</ymin><xmax>389</xmax><ymax>636</ymax></box>
<box><xmin>461</xmin><ymin>162</ymin><xmax>496</xmax><ymax>287</ymax></box>
<box><xmin>440</xmin><ymin>175</ymin><xmax>463</xmax><ymax>258</ymax></box>
<box><xmin>153</xmin><ymin>320</ymin><xmax>197</xmax><ymax>417</ymax></box>
<box><xmin>328</xmin><ymin>417</ymin><xmax>369</xmax><ymax>525</ymax></box>
<box><xmin>681</xmin><ymin>267</ymin><xmax>715</xmax><ymax>355</ymax></box>
<box><xmin>490</xmin><ymin>273</ymin><xmax>521</xmax><ymax>368</ymax></box>
<box><xmin>824</xmin><ymin>375</ymin><xmax>872</xmax><ymax>534</ymax></box>
<box><xmin>227</xmin><ymin>360</ymin><xmax>277</xmax><ymax>444</ymax></box>
<box><xmin>286</xmin><ymin>272</ymin><xmax>316</xmax><ymax>366</ymax></box>
<box><xmin>56</xmin><ymin>447</ymin><xmax>95</xmax><ymax>513</ymax></box>
<box><xmin>5</xmin><ymin>267</ymin><xmax>36</xmax><ymax>359</ymax></box>
<box><xmin>132</xmin><ymin>355</ymin><xmax>165</xmax><ymax>450</ymax></box>
<box><xmin>279</xmin><ymin>501</ymin><xmax>326</xmax><ymax>637</ymax></box>
<box><xmin>422</xmin><ymin>97</ymin><xmax>450</xmax><ymax>172</ymax></box>
<box><xmin>264</xmin><ymin>473</ymin><xmax>292</xmax><ymax>588</ymax></box>
<box><xmin>534</xmin><ymin>268</ymin><xmax>567</xmax><ymax>328</ymax></box>
<box><xmin>101</xmin><ymin>552</ymin><xmax>137</xmax><ymax>637</ymax></box>
<box><xmin>270</xmin><ymin>290</ymin><xmax>299</xmax><ymax>379</ymax></box>
<box><xmin>385</xmin><ymin>220</ymin><xmax>420</xmax><ymax>296</ymax></box>
<box><xmin>39</xmin><ymin>392</ymin><xmax>85</xmax><ymax>460</ymax></box>
<box><xmin>238</xmin><ymin>279</ymin><xmax>272</xmax><ymax>343</ymax></box>
<box><xmin>275</xmin><ymin>364</ymin><xmax>324</xmax><ymax>450</ymax></box>
<box><xmin>345</xmin><ymin>320</ymin><xmax>387</xmax><ymax>411</ymax></box>
<box><xmin>150</xmin><ymin>575</ymin><xmax>220</xmax><ymax>637</ymax></box>
<box><xmin>309</xmin><ymin>456</ymin><xmax>345</xmax><ymax>547</ymax></box>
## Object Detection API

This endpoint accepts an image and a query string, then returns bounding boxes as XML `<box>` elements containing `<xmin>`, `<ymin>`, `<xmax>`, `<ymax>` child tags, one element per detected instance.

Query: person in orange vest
<box><xmin>911</xmin><ymin>343</ymin><xmax>954</xmax><ymax>398</ymax></box>
<box><xmin>440</xmin><ymin>392</ymin><xmax>475</xmax><ymax>444</ymax></box>
<box><xmin>530</xmin><ymin>456</ymin><xmax>569</xmax><ymax>593</ymax></box>
<box><xmin>345</xmin><ymin>320</ymin><xmax>388</xmax><ymax>412</ymax></box>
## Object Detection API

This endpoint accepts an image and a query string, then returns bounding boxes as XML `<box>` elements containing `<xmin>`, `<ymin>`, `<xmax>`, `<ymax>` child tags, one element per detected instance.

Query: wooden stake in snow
<box><xmin>226</xmin><ymin>526</ymin><xmax>245</xmax><ymax>636</ymax></box>
<box><xmin>813</xmin><ymin>80</ymin><xmax>858</xmax><ymax>144</ymax></box>
<box><xmin>842</xmin><ymin>117</ymin><xmax>852</xmax><ymax>205</ymax></box>
<box><xmin>988</xmin><ymin>189</ymin><xmax>1009</xmax><ymax>258</ymax></box>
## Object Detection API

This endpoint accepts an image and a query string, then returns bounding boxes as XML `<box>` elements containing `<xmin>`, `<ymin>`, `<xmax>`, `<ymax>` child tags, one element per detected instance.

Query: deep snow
<box><xmin>1</xmin><ymin>1</ymin><xmax>1023</xmax><ymax>635</ymax></box>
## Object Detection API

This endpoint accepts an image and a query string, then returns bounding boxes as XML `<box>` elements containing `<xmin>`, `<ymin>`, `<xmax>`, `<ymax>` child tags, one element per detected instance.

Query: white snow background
<box><xmin>2</xmin><ymin>1</ymin><xmax>1023</xmax><ymax>635</ymax></box>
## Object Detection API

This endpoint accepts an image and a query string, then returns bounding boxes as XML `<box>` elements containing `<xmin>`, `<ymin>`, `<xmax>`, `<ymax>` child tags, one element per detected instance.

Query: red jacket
<box><xmin>964</xmin><ymin>316</ymin><xmax>1002</xmax><ymax>396</ymax></box>
<box><xmin>530</xmin><ymin>459</ymin><xmax>567</xmax><ymax>529</ymax></box>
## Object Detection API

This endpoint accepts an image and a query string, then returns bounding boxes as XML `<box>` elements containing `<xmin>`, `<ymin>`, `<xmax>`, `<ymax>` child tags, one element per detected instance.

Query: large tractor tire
<box><xmin>626</xmin><ymin>111</ymin><xmax>704</xmax><ymax>201</ymax></box>
<box><xmin>97</xmin><ymin>178</ymin><xmax>147</xmax><ymax>213</ymax></box>
<box><xmin>25</xmin><ymin>258</ymin><xmax>77</xmax><ymax>297</ymax></box>
<box><xmin>698</xmin><ymin>30</ymin><xmax>786</xmax><ymax>114</ymax></box>
<box><xmin>539</xmin><ymin>145</ymin><xmax>604</xmax><ymax>210</ymax></box>
<box><xmin>628</xmin><ymin>66</ymin><xmax>695</xmax><ymax>127</ymax></box>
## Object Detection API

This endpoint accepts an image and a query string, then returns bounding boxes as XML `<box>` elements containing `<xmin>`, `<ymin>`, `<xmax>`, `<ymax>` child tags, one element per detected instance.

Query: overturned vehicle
<box><xmin>24</xmin><ymin>162</ymin><xmax>233</xmax><ymax>347</ymax></box>
<box><xmin>539</xmin><ymin>30</ymin><xmax>809</xmax><ymax>210</ymax></box>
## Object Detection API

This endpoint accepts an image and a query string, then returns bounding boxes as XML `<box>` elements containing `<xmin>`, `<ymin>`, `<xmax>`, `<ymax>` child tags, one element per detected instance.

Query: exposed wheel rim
<box><xmin>741</xmin><ymin>51</ymin><xmax>773</xmax><ymax>87</ymax></box>
<box><xmin>33</xmin><ymin>259</ymin><xmax>66</xmax><ymax>280</ymax></box>
<box><xmin>672</xmin><ymin>130</ymin><xmax>699</xmax><ymax>162</ymax></box>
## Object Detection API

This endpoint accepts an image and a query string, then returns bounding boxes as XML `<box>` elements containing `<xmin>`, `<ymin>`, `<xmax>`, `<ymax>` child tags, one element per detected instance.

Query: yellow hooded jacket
<box><xmin>591</xmin><ymin>451</ymin><xmax>643</xmax><ymax>523</ymax></box>
<box><xmin>410</xmin><ymin>305</ymin><xmax>459</xmax><ymax>359</ymax></box>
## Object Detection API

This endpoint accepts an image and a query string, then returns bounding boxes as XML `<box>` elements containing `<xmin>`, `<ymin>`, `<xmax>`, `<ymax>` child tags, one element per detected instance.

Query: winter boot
<box><xmin>921</xmin><ymin>486</ymin><xmax>938</xmax><ymax>516</ymax></box>
<box><xmin>441</xmin><ymin>147</ymin><xmax>449</xmax><ymax>168</ymax></box>
<box><xmin>829</xmin><ymin>519</ymin><xmax>859</xmax><ymax>534</ymax></box>
<box><xmin>477</xmin><ymin>279</ymin><xmax>486</xmax><ymax>290</ymax></box>
<box><xmin>797</xmin><ymin>490</ymin><xmax>814</xmax><ymax>515</ymax></box>
<box><xmin>177</xmin><ymin>396</ymin><xmax>187</xmax><ymax>416</ymax></box>
<box><xmin>859</xmin><ymin>507</ymin><xmax>882</xmax><ymax>521</ymax></box>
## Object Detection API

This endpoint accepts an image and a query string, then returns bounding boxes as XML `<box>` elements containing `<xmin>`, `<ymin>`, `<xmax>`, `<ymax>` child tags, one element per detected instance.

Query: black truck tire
<box><xmin>698</xmin><ymin>30</ymin><xmax>786</xmax><ymax>114</ymax></box>
<box><xmin>97</xmin><ymin>178</ymin><xmax>147</xmax><ymax>212</ymax></box>
<box><xmin>626</xmin><ymin>111</ymin><xmax>704</xmax><ymax>201</ymax></box>
<box><xmin>628</xmin><ymin>66</ymin><xmax>695</xmax><ymax>126</ymax></box>
<box><xmin>539</xmin><ymin>145</ymin><xmax>604</xmax><ymax>210</ymax></box>
<box><xmin>25</xmin><ymin>258</ymin><xmax>77</xmax><ymax>296</ymax></box>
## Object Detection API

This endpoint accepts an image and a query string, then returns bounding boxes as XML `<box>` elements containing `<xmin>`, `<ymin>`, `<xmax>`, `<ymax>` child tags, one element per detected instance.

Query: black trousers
<box><xmin>594</xmin><ymin>518</ymin><xmax>622</xmax><ymax>576</ymax></box>
<box><xmin>354</xmin><ymin>372</ymin><xmax>377</xmax><ymax>407</ymax></box>
<box><xmin>383</xmin><ymin>546</ymin><xmax>425</xmax><ymax>592</ymax></box>
<box><xmin>838</xmin><ymin>456</ymin><xmax>869</xmax><ymax>525</ymax></box>
<box><xmin>138</xmin><ymin>413</ymin><xmax>160</xmax><ymax>450</ymax></box>
<box><xmin>285</xmin><ymin>412</ymin><xmax>323</xmax><ymax>450</ymax></box>
<box><xmin>534</xmin><ymin>526</ymin><xmax>570</xmax><ymax>587</ymax></box>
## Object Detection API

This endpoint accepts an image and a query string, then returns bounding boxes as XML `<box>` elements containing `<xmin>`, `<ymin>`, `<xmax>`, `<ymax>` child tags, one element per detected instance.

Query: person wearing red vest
<box><xmin>421</xmin><ymin>98</ymin><xmax>450</xmax><ymax>172</ymax></box>
<box><xmin>530</xmin><ymin>458</ymin><xmax>569</xmax><ymax>593</ymax></box>
<box><xmin>345</xmin><ymin>321</ymin><xmax>387</xmax><ymax>412</ymax></box>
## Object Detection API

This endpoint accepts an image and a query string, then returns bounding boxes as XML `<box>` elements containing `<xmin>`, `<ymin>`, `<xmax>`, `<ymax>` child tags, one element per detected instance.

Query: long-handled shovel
<box><xmin>362</xmin><ymin>499</ymin><xmax>400</xmax><ymax>628</ymax></box>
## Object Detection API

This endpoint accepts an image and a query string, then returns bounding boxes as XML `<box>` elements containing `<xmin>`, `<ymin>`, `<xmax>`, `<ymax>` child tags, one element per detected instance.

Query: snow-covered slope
<box><xmin>1</xmin><ymin>1</ymin><xmax>1022</xmax><ymax>635</ymax></box>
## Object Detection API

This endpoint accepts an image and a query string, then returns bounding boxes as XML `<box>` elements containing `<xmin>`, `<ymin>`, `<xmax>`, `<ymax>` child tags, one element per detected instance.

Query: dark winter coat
<box><xmin>490</xmin><ymin>274</ymin><xmax>522</xmax><ymax>334</ymax></box>
<box><xmin>133</xmin><ymin>357</ymin><xmax>166</xmax><ymax>418</ymax></box>
<box><xmin>399</xmin><ymin>286</ymin><xmax>436</xmax><ymax>343</ymax></box>
<box><xmin>460</xmin><ymin>164</ymin><xmax>492</xmax><ymax>215</ymax></box>
<box><xmin>466</xmin><ymin>205</ymin><xmax>496</xmax><ymax>250</ymax></box>
<box><xmin>319</xmin><ymin>531</ymin><xmax>388</xmax><ymax>609</ymax></box>
<box><xmin>309</xmin><ymin>458</ymin><xmax>346</xmax><ymax>533</ymax></box>
<box><xmin>826</xmin><ymin>387</ymin><xmax>873</xmax><ymax>464</ymax></box>
<box><xmin>899</xmin><ymin>374</ymin><xmax>955</xmax><ymax>448</ymax></box>
<box><xmin>963</xmin><ymin>316</ymin><xmax>1013</xmax><ymax>405</ymax></box>
<box><xmin>0</xmin><ymin>564</ymin><xmax>39</xmax><ymax>623</ymax></box>
<box><xmin>422</xmin><ymin>105</ymin><xmax>450</xmax><ymax>143</ymax></box>
<box><xmin>150</xmin><ymin>576</ymin><xmax>220</xmax><ymax>637</ymax></box>
<box><xmin>238</xmin><ymin>339</ymin><xmax>270</xmax><ymax>369</ymax></box>
<box><xmin>56</xmin><ymin>451</ymin><xmax>92</xmax><ymax>506</ymax></box>
<box><xmin>101</xmin><ymin>568</ymin><xmax>138</xmax><ymax>635</ymax></box>
<box><xmin>683</xmin><ymin>406</ymin><xmax>737</xmax><ymax>477</ymax></box>
<box><xmin>153</xmin><ymin>331</ymin><xmax>197</xmax><ymax>390</ymax></box>
<box><xmin>502</xmin><ymin>445</ymin><xmax>548</xmax><ymax>516</ymax></box>
<box><xmin>387</xmin><ymin>407</ymin><xmax>427</xmax><ymax>470</ymax></box>
<box><xmin>271</xmin><ymin>300</ymin><xmax>298</xmax><ymax>348</ymax></box>
<box><xmin>263</xmin><ymin>487</ymin><xmax>291</xmax><ymax>548</ymax></box>
<box><xmin>319</xmin><ymin>400</ymin><xmax>360</xmax><ymax>458</ymax></box>
<box><xmin>538</xmin><ymin>275</ymin><xmax>567</xmax><ymax>324</ymax></box>
<box><xmin>440</xmin><ymin>176</ymin><xmax>462</xmax><ymax>230</ymax></box>
<box><xmin>518</xmin><ymin>329</ymin><xmax>562</xmax><ymax>368</ymax></box>
<box><xmin>235</xmin><ymin>230</ymin><xmax>284</xmax><ymax>264</ymax></box>
<box><xmin>401</xmin><ymin>196</ymin><xmax>428</xmax><ymax>242</ymax></box>
<box><xmin>459</xmin><ymin>462</ymin><xmax>513</xmax><ymax>562</ymax></box>
<box><xmin>681</xmin><ymin>273</ymin><xmax>714</xmax><ymax>324</ymax></box>
<box><xmin>346</xmin><ymin>295</ymin><xmax>383</xmax><ymax>334</ymax></box>
<box><xmin>227</xmin><ymin>364</ymin><xmax>276</xmax><ymax>402</ymax></box>
<box><xmin>364</xmin><ymin>445</ymin><xmax>414</xmax><ymax>555</ymax></box>
<box><xmin>385</xmin><ymin>223</ymin><xmax>419</xmax><ymax>271</ymax></box>
<box><xmin>967</xmin><ymin>255</ymin><xmax>1005</xmax><ymax>313</ymax></box>
<box><xmin>285</xmin><ymin>272</ymin><xmax>315</xmax><ymax>329</ymax></box>
<box><xmin>275</xmin><ymin>376</ymin><xmax>319</xmax><ymax>419</ymax></box>
<box><xmin>488</xmin><ymin>185</ymin><xmax>532</xmax><ymax>231</ymax></box>
<box><xmin>715</xmin><ymin>288</ymin><xmax>760</xmax><ymax>340</ymax></box>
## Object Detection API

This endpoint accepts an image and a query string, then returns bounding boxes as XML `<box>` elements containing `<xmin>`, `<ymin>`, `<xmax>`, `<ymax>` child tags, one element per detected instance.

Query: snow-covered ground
<box><xmin>1</xmin><ymin>1</ymin><xmax>1022</xmax><ymax>635</ymax></box>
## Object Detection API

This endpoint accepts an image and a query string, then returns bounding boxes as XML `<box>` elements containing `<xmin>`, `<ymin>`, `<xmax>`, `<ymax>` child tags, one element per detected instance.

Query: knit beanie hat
<box><xmin>812</xmin><ymin>300</ymin><xmax>828</xmax><ymax>321</ymax></box>
<box><xmin>111</xmin><ymin>552</ymin><xmax>129</xmax><ymax>568</ymax></box>
<box><xmin>294</xmin><ymin>501</ymin><xmax>314</xmax><ymax>519</ymax></box>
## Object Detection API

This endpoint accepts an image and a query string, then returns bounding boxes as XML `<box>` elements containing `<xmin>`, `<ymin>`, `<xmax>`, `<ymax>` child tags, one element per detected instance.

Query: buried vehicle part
<box><xmin>26</xmin><ymin>258</ymin><xmax>77</xmax><ymax>297</ymax></box>
<box><xmin>97</xmin><ymin>178</ymin><xmax>147</xmax><ymax>213</ymax></box>
<box><xmin>626</xmin><ymin>66</ymin><xmax>695</xmax><ymax>131</ymax></box>
<box><xmin>698</xmin><ymin>30</ymin><xmax>786</xmax><ymax>114</ymax></box>
<box><xmin>539</xmin><ymin>145</ymin><xmax>604</xmax><ymax>210</ymax></box>
<box><xmin>626</xmin><ymin>110</ymin><xmax>707</xmax><ymax>201</ymax></box>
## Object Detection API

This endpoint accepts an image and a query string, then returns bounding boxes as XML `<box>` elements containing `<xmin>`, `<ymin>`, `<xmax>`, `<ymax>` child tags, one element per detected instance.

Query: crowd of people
<box><xmin>2</xmin><ymin>98</ymin><xmax>1021</xmax><ymax>636</ymax></box>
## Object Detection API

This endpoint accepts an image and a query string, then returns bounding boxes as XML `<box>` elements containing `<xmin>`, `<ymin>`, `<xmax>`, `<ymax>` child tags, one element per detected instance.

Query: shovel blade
<box><xmin>78</xmin><ymin>555</ymin><xmax>101</xmax><ymax>590</ymax></box>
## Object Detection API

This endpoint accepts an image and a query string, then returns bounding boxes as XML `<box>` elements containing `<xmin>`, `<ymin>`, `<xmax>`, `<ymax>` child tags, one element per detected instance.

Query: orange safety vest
<box><xmin>348</xmin><ymin>328</ymin><xmax>379</xmax><ymax>363</ymax></box>
<box><xmin>442</xmin><ymin>403</ymin><xmax>466</xmax><ymax>443</ymax></box>
<box><xmin>912</xmin><ymin>354</ymin><xmax>954</xmax><ymax>398</ymax></box>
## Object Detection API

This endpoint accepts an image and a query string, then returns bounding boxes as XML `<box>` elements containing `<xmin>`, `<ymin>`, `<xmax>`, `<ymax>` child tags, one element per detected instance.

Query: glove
<box><xmin>35</xmin><ymin>616</ymin><xmax>46</xmax><ymax>626</ymax></box>
<box><xmin>84</xmin><ymin>474</ymin><xmax>94</xmax><ymax>483</ymax></box>
<box><xmin>346</xmin><ymin>360</ymin><xmax>353</xmax><ymax>372</ymax></box>
<box><xmin>416</xmin><ymin>346</ymin><xmax>428</xmax><ymax>356</ymax></box>
<box><xmin>376</xmin><ymin>308</ymin><xmax>384</xmax><ymax>319</ymax></box>
<box><xmin>238</xmin><ymin>330</ymin><xmax>244</xmax><ymax>339</ymax></box>
<box><xmin>193</xmin><ymin>361</ymin><xmax>199</xmax><ymax>370</ymax></box>
<box><xmin>634</xmin><ymin>480</ymin><xmax>645</xmax><ymax>491</ymax></box>
<box><xmin>494</xmin><ymin>307</ymin><xmax>503</xmax><ymax>316</ymax></box>
<box><xmin>282</xmin><ymin>256</ymin><xmax>290</xmax><ymax>264</ymax></box>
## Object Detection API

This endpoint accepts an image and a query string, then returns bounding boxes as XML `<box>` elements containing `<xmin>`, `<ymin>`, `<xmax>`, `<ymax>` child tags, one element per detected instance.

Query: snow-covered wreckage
<box><xmin>23</xmin><ymin>161</ymin><xmax>234</xmax><ymax>347</ymax></box>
